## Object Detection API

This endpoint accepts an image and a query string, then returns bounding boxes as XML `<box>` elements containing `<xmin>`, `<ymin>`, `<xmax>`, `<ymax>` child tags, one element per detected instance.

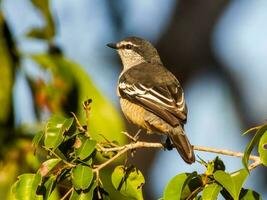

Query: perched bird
<box><xmin>107</xmin><ymin>37</ymin><xmax>195</xmax><ymax>164</ymax></box>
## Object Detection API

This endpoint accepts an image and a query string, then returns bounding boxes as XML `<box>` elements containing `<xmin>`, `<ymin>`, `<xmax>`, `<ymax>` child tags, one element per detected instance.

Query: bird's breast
<box><xmin>120</xmin><ymin>98</ymin><xmax>148</xmax><ymax>129</ymax></box>
<box><xmin>119</xmin><ymin>98</ymin><xmax>174</xmax><ymax>134</ymax></box>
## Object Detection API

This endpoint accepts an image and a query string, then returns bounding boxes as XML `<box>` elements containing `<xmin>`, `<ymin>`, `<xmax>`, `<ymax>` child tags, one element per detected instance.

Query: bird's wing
<box><xmin>118</xmin><ymin>64</ymin><xmax>187</xmax><ymax>127</ymax></box>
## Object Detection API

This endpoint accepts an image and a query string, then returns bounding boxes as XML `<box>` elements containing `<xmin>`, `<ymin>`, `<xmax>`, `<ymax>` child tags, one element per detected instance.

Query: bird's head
<box><xmin>107</xmin><ymin>37</ymin><xmax>162</xmax><ymax>70</ymax></box>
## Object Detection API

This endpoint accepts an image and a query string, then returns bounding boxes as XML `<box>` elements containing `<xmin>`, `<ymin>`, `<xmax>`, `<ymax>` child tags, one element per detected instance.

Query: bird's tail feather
<box><xmin>169</xmin><ymin>126</ymin><xmax>195</xmax><ymax>164</ymax></box>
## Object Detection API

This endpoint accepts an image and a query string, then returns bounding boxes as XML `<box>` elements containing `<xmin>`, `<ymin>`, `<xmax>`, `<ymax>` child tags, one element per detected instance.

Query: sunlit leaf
<box><xmin>11</xmin><ymin>173</ymin><xmax>42</xmax><ymax>200</ymax></box>
<box><xmin>32</xmin><ymin>130</ymin><xmax>44</xmax><ymax>149</ymax></box>
<box><xmin>214</xmin><ymin>169</ymin><xmax>248</xmax><ymax>200</ymax></box>
<box><xmin>70</xmin><ymin>190</ymin><xmax>92</xmax><ymax>200</ymax></box>
<box><xmin>242</xmin><ymin>124</ymin><xmax>267</xmax><ymax>171</ymax></box>
<box><xmin>74</xmin><ymin>135</ymin><xmax>96</xmax><ymax>160</ymax></box>
<box><xmin>72</xmin><ymin>164</ymin><xmax>93</xmax><ymax>190</ymax></box>
<box><xmin>163</xmin><ymin>173</ymin><xmax>188</xmax><ymax>200</ymax></box>
<box><xmin>181</xmin><ymin>172</ymin><xmax>203</xmax><ymax>199</ymax></box>
<box><xmin>240</xmin><ymin>189</ymin><xmax>262</xmax><ymax>200</ymax></box>
<box><xmin>111</xmin><ymin>165</ymin><xmax>145</xmax><ymax>200</ymax></box>
<box><xmin>70</xmin><ymin>182</ymin><xmax>96</xmax><ymax>200</ymax></box>
<box><xmin>38</xmin><ymin>158</ymin><xmax>61</xmax><ymax>177</ymax></box>
<box><xmin>43</xmin><ymin>176</ymin><xmax>56</xmax><ymax>200</ymax></box>
<box><xmin>44</xmin><ymin>115</ymin><xmax>74</xmax><ymax>149</ymax></box>
<box><xmin>258</xmin><ymin>131</ymin><xmax>267</xmax><ymax>166</ymax></box>
<box><xmin>202</xmin><ymin>183</ymin><xmax>221</xmax><ymax>200</ymax></box>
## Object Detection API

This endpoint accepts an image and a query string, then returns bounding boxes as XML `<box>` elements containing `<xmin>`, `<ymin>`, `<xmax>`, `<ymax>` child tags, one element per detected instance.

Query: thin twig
<box><xmin>249</xmin><ymin>160</ymin><xmax>262</xmax><ymax>170</ymax></box>
<box><xmin>60</xmin><ymin>187</ymin><xmax>73</xmax><ymax>200</ymax></box>
<box><xmin>193</xmin><ymin>146</ymin><xmax>259</xmax><ymax>162</ymax></box>
<box><xmin>93</xmin><ymin>147</ymin><xmax>128</xmax><ymax>172</ymax></box>
<box><xmin>83</xmin><ymin>99</ymin><xmax>92</xmax><ymax>137</ymax></box>
<box><xmin>122</xmin><ymin>131</ymin><xmax>136</xmax><ymax>142</ymax></box>
<box><xmin>42</xmin><ymin>146</ymin><xmax>75</xmax><ymax>167</ymax></box>
<box><xmin>71</xmin><ymin>112</ymin><xmax>86</xmax><ymax>132</ymax></box>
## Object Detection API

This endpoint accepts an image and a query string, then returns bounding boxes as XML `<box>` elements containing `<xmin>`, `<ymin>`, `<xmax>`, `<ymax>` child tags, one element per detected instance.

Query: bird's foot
<box><xmin>164</xmin><ymin>137</ymin><xmax>173</xmax><ymax>151</ymax></box>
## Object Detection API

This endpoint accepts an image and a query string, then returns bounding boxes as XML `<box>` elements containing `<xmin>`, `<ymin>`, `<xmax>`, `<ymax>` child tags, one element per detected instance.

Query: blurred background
<box><xmin>0</xmin><ymin>0</ymin><xmax>266</xmax><ymax>199</ymax></box>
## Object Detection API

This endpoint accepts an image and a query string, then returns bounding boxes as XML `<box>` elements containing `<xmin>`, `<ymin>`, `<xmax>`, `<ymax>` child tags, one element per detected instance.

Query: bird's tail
<box><xmin>169</xmin><ymin>126</ymin><xmax>195</xmax><ymax>164</ymax></box>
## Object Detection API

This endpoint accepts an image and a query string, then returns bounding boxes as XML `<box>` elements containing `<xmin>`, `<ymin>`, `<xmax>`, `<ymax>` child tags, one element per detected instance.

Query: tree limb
<box><xmin>96</xmin><ymin>141</ymin><xmax>261</xmax><ymax>171</ymax></box>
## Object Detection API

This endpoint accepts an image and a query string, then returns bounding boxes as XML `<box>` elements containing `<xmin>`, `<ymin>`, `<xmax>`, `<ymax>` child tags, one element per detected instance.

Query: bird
<box><xmin>107</xmin><ymin>36</ymin><xmax>195</xmax><ymax>164</ymax></box>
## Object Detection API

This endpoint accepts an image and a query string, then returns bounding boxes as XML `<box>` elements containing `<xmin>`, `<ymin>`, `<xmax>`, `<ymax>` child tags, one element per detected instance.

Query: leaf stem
<box><xmin>60</xmin><ymin>187</ymin><xmax>73</xmax><ymax>200</ymax></box>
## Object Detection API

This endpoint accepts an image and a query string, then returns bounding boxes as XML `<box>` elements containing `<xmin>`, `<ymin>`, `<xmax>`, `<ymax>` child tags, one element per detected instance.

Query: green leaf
<box><xmin>43</xmin><ymin>176</ymin><xmax>56</xmax><ymax>200</ymax></box>
<box><xmin>11</xmin><ymin>173</ymin><xmax>42</xmax><ymax>200</ymax></box>
<box><xmin>213</xmin><ymin>169</ymin><xmax>248</xmax><ymax>200</ymax></box>
<box><xmin>70</xmin><ymin>182</ymin><xmax>96</xmax><ymax>200</ymax></box>
<box><xmin>32</xmin><ymin>130</ymin><xmax>44</xmax><ymax>149</ymax></box>
<box><xmin>163</xmin><ymin>173</ymin><xmax>188</xmax><ymax>200</ymax></box>
<box><xmin>70</xmin><ymin>190</ymin><xmax>92</xmax><ymax>200</ymax></box>
<box><xmin>202</xmin><ymin>183</ymin><xmax>221</xmax><ymax>200</ymax></box>
<box><xmin>258</xmin><ymin>130</ymin><xmax>267</xmax><ymax>166</ymax></box>
<box><xmin>44</xmin><ymin>115</ymin><xmax>74</xmax><ymax>149</ymax></box>
<box><xmin>181</xmin><ymin>172</ymin><xmax>203</xmax><ymax>199</ymax></box>
<box><xmin>242</xmin><ymin>124</ymin><xmax>267</xmax><ymax>171</ymax></box>
<box><xmin>74</xmin><ymin>135</ymin><xmax>96</xmax><ymax>160</ymax></box>
<box><xmin>31</xmin><ymin>54</ymin><xmax>125</xmax><ymax>144</ymax></box>
<box><xmin>240</xmin><ymin>189</ymin><xmax>262</xmax><ymax>200</ymax></box>
<box><xmin>38</xmin><ymin>158</ymin><xmax>62</xmax><ymax>177</ymax></box>
<box><xmin>72</xmin><ymin>164</ymin><xmax>93</xmax><ymax>190</ymax></box>
<box><xmin>111</xmin><ymin>165</ymin><xmax>145</xmax><ymax>200</ymax></box>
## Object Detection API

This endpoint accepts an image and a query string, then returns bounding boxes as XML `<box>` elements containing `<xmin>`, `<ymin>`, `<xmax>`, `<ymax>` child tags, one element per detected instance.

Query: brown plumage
<box><xmin>107</xmin><ymin>36</ymin><xmax>195</xmax><ymax>164</ymax></box>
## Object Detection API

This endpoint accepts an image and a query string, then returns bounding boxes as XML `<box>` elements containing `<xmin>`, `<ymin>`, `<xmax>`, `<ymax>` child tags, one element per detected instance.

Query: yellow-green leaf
<box><xmin>74</xmin><ymin>135</ymin><xmax>96</xmax><ymax>160</ymax></box>
<box><xmin>44</xmin><ymin>115</ymin><xmax>74</xmax><ymax>149</ymax></box>
<box><xmin>11</xmin><ymin>173</ymin><xmax>43</xmax><ymax>200</ymax></box>
<box><xmin>111</xmin><ymin>165</ymin><xmax>145</xmax><ymax>200</ymax></box>
<box><xmin>43</xmin><ymin>176</ymin><xmax>56</xmax><ymax>199</ymax></box>
<box><xmin>240</xmin><ymin>189</ymin><xmax>262</xmax><ymax>200</ymax></box>
<box><xmin>71</xmin><ymin>164</ymin><xmax>93</xmax><ymax>190</ymax></box>
<box><xmin>38</xmin><ymin>158</ymin><xmax>61</xmax><ymax>177</ymax></box>
<box><xmin>258</xmin><ymin>131</ymin><xmax>267</xmax><ymax>166</ymax></box>
<box><xmin>202</xmin><ymin>183</ymin><xmax>221</xmax><ymax>200</ymax></box>
<box><xmin>70</xmin><ymin>182</ymin><xmax>96</xmax><ymax>200</ymax></box>
<box><xmin>242</xmin><ymin>124</ymin><xmax>267</xmax><ymax>171</ymax></box>
<box><xmin>163</xmin><ymin>173</ymin><xmax>188</xmax><ymax>200</ymax></box>
<box><xmin>32</xmin><ymin>130</ymin><xmax>44</xmax><ymax>149</ymax></box>
<box><xmin>214</xmin><ymin>169</ymin><xmax>248</xmax><ymax>200</ymax></box>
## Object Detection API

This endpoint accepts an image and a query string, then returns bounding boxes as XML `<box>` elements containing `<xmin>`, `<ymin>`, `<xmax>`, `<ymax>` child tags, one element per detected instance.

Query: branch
<box><xmin>96</xmin><ymin>141</ymin><xmax>261</xmax><ymax>171</ymax></box>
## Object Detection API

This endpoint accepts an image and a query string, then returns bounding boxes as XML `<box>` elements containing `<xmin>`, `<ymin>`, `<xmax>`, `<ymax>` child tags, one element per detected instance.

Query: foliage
<box><xmin>0</xmin><ymin>0</ymin><xmax>125</xmax><ymax>199</ymax></box>
<box><xmin>11</xmin><ymin>107</ymin><xmax>129</xmax><ymax>200</ymax></box>
<box><xmin>1</xmin><ymin>0</ymin><xmax>267</xmax><ymax>199</ymax></box>
<box><xmin>11</xmin><ymin>110</ymin><xmax>267</xmax><ymax>199</ymax></box>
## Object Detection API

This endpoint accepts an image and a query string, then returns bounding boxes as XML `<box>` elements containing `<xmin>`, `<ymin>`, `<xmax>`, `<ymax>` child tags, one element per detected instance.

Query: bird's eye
<box><xmin>125</xmin><ymin>44</ymin><xmax>132</xmax><ymax>50</ymax></box>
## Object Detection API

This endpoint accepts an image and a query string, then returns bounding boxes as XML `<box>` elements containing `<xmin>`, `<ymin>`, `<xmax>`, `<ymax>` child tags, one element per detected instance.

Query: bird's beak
<box><xmin>106</xmin><ymin>43</ymin><xmax>118</xmax><ymax>49</ymax></box>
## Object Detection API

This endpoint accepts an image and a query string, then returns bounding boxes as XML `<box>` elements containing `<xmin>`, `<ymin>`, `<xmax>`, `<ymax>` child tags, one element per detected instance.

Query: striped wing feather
<box><xmin>118</xmin><ymin>64</ymin><xmax>187</xmax><ymax>127</ymax></box>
